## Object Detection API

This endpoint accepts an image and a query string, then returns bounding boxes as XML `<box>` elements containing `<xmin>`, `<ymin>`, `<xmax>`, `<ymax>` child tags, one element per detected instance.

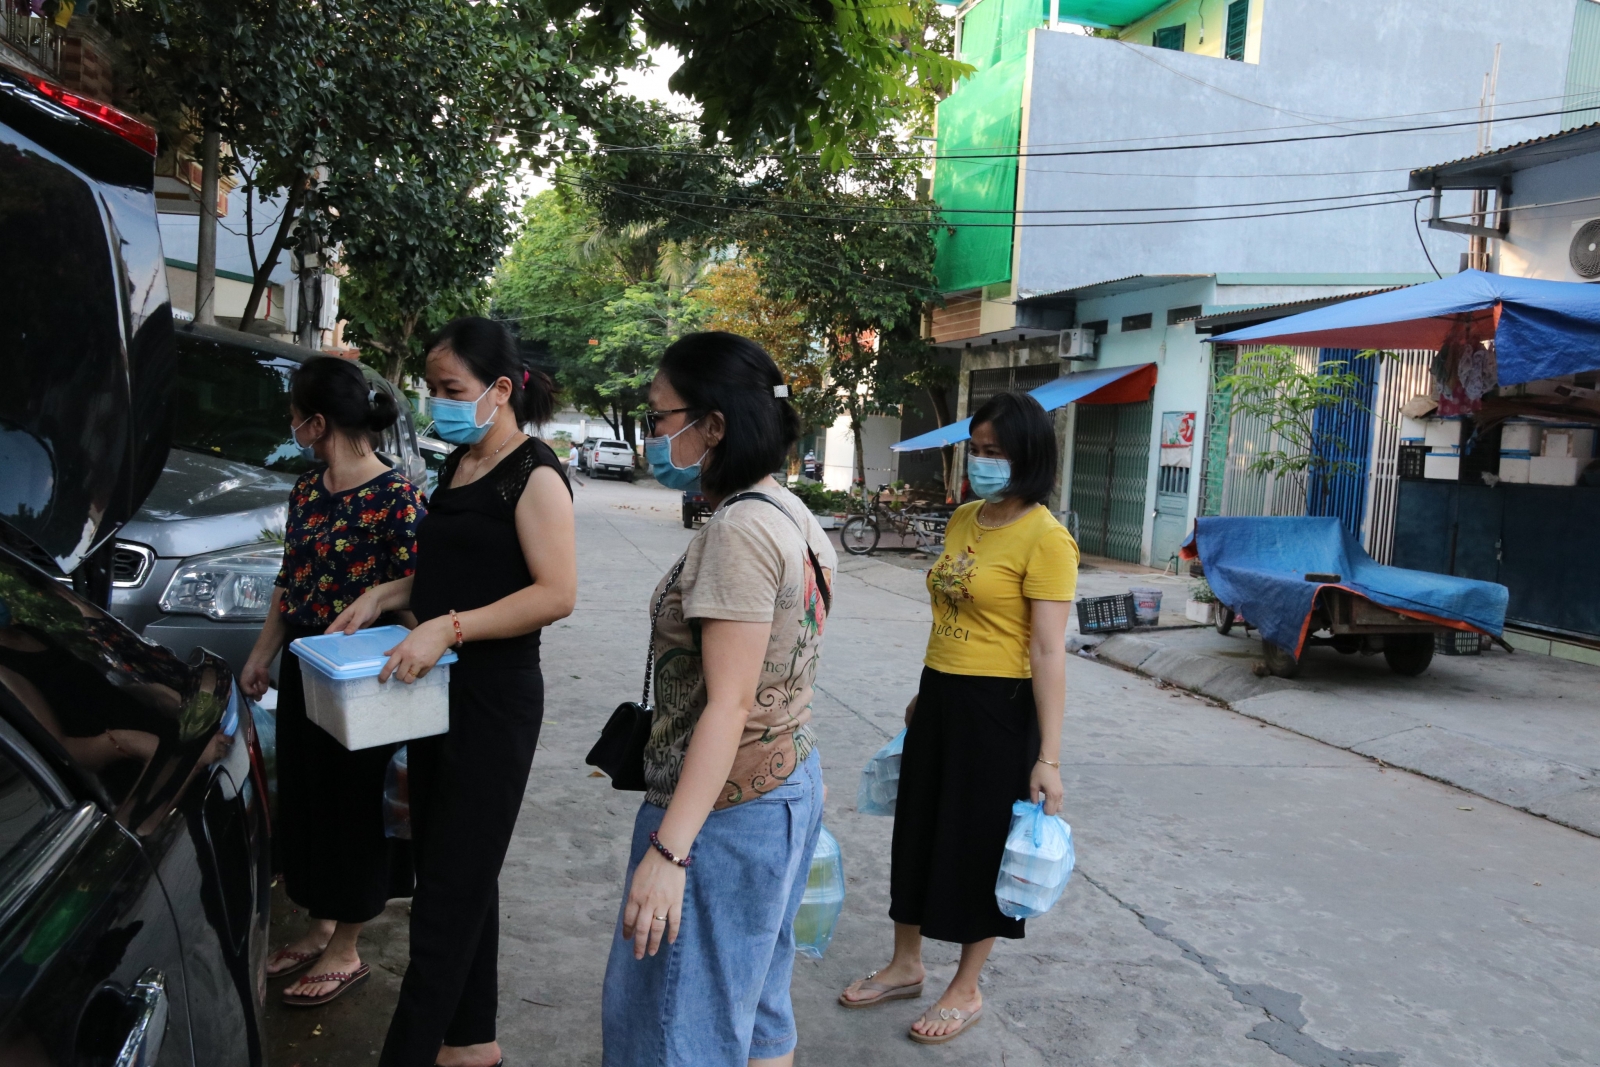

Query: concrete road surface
<box><xmin>265</xmin><ymin>473</ymin><xmax>1600</xmax><ymax>1067</ymax></box>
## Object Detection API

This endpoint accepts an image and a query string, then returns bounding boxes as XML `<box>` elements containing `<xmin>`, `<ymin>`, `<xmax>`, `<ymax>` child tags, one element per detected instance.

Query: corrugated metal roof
<box><xmin>1194</xmin><ymin>286</ymin><xmax>1411</xmax><ymax>335</ymax></box>
<box><xmin>1016</xmin><ymin>273</ymin><xmax>1211</xmax><ymax>307</ymax></box>
<box><xmin>1409</xmin><ymin>121</ymin><xmax>1600</xmax><ymax>189</ymax></box>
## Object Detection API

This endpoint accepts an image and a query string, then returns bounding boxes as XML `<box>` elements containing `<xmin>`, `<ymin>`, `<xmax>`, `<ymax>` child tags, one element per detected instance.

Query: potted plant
<box><xmin>1185</xmin><ymin>578</ymin><xmax>1217</xmax><ymax>625</ymax></box>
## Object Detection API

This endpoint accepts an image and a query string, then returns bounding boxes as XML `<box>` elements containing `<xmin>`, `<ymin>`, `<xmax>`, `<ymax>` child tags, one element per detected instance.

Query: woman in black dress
<box><xmin>329</xmin><ymin>317</ymin><xmax>577</xmax><ymax>1067</ymax></box>
<box><xmin>239</xmin><ymin>356</ymin><xmax>424</xmax><ymax>1006</ymax></box>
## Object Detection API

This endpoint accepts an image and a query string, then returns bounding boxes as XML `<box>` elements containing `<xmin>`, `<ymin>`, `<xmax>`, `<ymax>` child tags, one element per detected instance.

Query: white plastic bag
<box><xmin>793</xmin><ymin>825</ymin><xmax>845</xmax><ymax>958</ymax></box>
<box><xmin>995</xmin><ymin>799</ymin><xmax>1074</xmax><ymax>919</ymax></box>
<box><xmin>856</xmin><ymin>729</ymin><xmax>906</xmax><ymax>816</ymax></box>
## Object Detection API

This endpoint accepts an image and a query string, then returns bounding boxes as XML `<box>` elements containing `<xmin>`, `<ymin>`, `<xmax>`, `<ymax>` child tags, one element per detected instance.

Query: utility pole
<box><xmin>194</xmin><ymin>128</ymin><xmax>220</xmax><ymax>325</ymax></box>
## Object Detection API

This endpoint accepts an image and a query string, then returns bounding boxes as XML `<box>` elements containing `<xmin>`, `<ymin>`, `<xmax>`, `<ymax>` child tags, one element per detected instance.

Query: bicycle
<box><xmin>839</xmin><ymin>484</ymin><xmax>950</xmax><ymax>556</ymax></box>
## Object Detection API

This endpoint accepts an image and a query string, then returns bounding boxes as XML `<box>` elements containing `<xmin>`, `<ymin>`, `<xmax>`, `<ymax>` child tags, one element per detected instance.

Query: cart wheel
<box><xmin>839</xmin><ymin>516</ymin><xmax>880</xmax><ymax>556</ymax></box>
<box><xmin>1383</xmin><ymin>633</ymin><xmax>1435</xmax><ymax>676</ymax></box>
<box><xmin>1262</xmin><ymin>640</ymin><xmax>1301</xmax><ymax>678</ymax></box>
<box><xmin>682</xmin><ymin>506</ymin><xmax>694</xmax><ymax>530</ymax></box>
<box><xmin>1215</xmin><ymin>604</ymin><xmax>1236</xmax><ymax>636</ymax></box>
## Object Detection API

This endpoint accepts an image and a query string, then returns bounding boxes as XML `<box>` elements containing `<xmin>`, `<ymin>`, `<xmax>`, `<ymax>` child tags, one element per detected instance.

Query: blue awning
<box><xmin>892</xmin><ymin>362</ymin><xmax>1156</xmax><ymax>452</ymax></box>
<box><xmin>1208</xmin><ymin>270</ymin><xmax>1600</xmax><ymax>387</ymax></box>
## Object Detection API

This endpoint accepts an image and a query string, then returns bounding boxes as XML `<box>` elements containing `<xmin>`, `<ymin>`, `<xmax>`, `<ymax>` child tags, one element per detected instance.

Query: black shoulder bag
<box><xmin>584</xmin><ymin>554</ymin><xmax>686</xmax><ymax>791</ymax></box>
<box><xmin>583</xmin><ymin>492</ymin><xmax>832</xmax><ymax>791</ymax></box>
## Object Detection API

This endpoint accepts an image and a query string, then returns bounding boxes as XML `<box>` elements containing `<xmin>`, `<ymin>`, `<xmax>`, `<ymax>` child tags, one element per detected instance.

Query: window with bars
<box><xmin>1167</xmin><ymin>305</ymin><xmax>1203</xmax><ymax>326</ymax></box>
<box><xmin>1153</xmin><ymin>24</ymin><xmax>1186</xmax><ymax>51</ymax></box>
<box><xmin>1225</xmin><ymin>0</ymin><xmax>1249</xmax><ymax>61</ymax></box>
<box><xmin>1121</xmin><ymin>313</ymin><xmax>1152</xmax><ymax>332</ymax></box>
<box><xmin>967</xmin><ymin>363</ymin><xmax>1061</xmax><ymax>414</ymax></box>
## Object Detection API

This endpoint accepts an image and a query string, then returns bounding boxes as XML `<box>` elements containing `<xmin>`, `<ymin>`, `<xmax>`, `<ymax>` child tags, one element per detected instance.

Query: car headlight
<box><xmin>160</xmin><ymin>543</ymin><xmax>283</xmax><ymax>621</ymax></box>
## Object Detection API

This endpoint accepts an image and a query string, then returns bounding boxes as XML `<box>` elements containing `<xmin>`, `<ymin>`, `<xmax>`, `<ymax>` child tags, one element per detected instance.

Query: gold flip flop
<box><xmin>908</xmin><ymin>1004</ymin><xmax>983</xmax><ymax>1044</ymax></box>
<box><xmin>838</xmin><ymin>970</ymin><xmax>924</xmax><ymax>1009</ymax></box>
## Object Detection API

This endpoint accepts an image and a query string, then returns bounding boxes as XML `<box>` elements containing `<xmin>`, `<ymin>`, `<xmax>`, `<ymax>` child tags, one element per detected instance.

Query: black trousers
<box><xmin>277</xmin><ymin>627</ymin><xmax>413</xmax><ymax>922</ymax></box>
<box><xmin>889</xmin><ymin>666</ymin><xmax>1039</xmax><ymax>944</ymax></box>
<box><xmin>379</xmin><ymin>661</ymin><xmax>544</xmax><ymax>1065</ymax></box>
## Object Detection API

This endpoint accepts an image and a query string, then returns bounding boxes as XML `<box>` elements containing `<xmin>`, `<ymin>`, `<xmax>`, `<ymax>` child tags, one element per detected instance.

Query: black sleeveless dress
<box><xmin>381</xmin><ymin>437</ymin><xmax>571</xmax><ymax>1064</ymax></box>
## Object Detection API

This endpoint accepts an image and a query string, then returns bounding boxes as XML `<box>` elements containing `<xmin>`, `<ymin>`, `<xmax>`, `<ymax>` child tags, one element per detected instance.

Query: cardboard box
<box><xmin>1500</xmin><ymin>422</ymin><xmax>1541</xmax><ymax>453</ymax></box>
<box><xmin>1530</xmin><ymin>455</ymin><xmax>1582</xmax><ymax>486</ymax></box>
<box><xmin>1423</xmin><ymin>453</ymin><xmax>1460</xmax><ymax>481</ymax></box>
<box><xmin>1541</xmin><ymin>428</ymin><xmax>1596</xmax><ymax>459</ymax></box>
<box><xmin>1499</xmin><ymin>456</ymin><xmax>1530</xmax><ymax>484</ymax></box>
<box><xmin>1423</xmin><ymin>419</ymin><xmax>1462</xmax><ymax>449</ymax></box>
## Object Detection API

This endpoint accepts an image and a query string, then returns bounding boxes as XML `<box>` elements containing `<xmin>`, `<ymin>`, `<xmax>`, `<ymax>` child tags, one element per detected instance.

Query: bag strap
<box><xmin>640</xmin><ymin>554</ymin><xmax>687</xmax><ymax>709</ymax></box>
<box><xmin>720</xmin><ymin>491</ymin><xmax>833</xmax><ymax>614</ymax></box>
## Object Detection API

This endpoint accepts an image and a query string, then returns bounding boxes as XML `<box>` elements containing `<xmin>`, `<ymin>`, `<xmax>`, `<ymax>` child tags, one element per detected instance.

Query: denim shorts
<box><xmin>601</xmin><ymin>750</ymin><xmax>824</xmax><ymax>1067</ymax></box>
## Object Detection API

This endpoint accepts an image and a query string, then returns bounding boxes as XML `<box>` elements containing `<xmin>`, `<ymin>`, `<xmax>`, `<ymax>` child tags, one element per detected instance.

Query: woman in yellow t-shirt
<box><xmin>839</xmin><ymin>392</ymin><xmax>1079</xmax><ymax>1045</ymax></box>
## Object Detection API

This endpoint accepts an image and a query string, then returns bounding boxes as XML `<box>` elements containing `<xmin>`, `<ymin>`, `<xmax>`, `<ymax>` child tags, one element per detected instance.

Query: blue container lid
<box><xmin>290</xmin><ymin>625</ymin><xmax>459</xmax><ymax>680</ymax></box>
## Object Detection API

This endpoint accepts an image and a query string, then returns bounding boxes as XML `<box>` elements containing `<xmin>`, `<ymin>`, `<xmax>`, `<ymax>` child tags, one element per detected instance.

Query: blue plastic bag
<box><xmin>995</xmin><ymin>799</ymin><xmax>1074</xmax><ymax>920</ymax></box>
<box><xmin>793</xmin><ymin>825</ymin><xmax>845</xmax><ymax>958</ymax></box>
<box><xmin>383</xmin><ymin>745</ymin><xmax>411</xmax><ymax>840</ymax></box>
<box><xmin>856</xmin><ymin>729</ymin><xmax>906</xmax><ymax>816</ymax></box>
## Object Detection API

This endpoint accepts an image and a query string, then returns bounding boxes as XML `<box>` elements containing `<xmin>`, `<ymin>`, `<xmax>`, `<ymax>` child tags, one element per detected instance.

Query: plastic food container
<box><xmin>289</xmin><ymin>625</ymin><xmax>457</xmax><ymax>750</ymax></box>
<box><xmin>1130</xmin><ymin>587</ymin><xmax>1163</xmax><ymax>626</ymax></box>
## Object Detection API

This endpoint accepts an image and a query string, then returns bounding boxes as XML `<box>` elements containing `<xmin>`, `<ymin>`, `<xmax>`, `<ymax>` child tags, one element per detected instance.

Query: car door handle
<box><xmin>114</xmin><ymin>969</ymin><xmax>169</xmax><ymax>1067</ymax></box>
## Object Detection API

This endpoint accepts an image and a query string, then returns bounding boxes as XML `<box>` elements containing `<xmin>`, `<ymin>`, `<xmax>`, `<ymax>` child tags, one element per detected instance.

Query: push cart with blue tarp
<box><xmin>1182</xmin><ymin>516</ymin><xmax>1509</xmax><ymax>678</ymax></box>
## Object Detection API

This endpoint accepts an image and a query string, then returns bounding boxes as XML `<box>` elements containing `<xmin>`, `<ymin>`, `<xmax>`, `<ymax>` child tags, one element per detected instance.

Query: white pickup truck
<box><xmin>589</xmin><ymin>439</ymin><xmax>637</xmax><ymax>481</ymax></box>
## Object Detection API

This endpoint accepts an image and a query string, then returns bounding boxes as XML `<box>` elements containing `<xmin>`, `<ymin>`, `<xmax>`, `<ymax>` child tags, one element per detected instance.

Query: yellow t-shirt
<box><xmin>924</xmin><ymin>502</ymin><xmax>1080</xmax><ymax>678</ymax></box>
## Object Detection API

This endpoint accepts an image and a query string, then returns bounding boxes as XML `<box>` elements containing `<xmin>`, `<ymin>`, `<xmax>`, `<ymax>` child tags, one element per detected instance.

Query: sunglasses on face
<box><xmin>644</xmin><ymin>407</ymin><xmax>692</xmax><ymax>435</ymax></box>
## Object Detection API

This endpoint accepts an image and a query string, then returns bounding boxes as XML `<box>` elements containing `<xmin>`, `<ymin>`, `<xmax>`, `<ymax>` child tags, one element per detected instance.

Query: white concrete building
<box><xmin>926</xmin><ymin>0</ymin><xmax>1595</xmax><ymax>564</ymax></box>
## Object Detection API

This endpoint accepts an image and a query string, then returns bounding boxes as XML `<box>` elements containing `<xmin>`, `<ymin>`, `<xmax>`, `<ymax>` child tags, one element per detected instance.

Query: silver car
<box><xmin>108</xmin><ymin>324</ymin><xmax>425</xmax><ymax>678</ymax></box>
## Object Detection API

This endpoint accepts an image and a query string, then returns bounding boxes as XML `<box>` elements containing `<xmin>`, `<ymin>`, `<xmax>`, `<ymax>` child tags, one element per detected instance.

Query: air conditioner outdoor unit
<box><xmin>1570</xmin><ymin>218</ymin><xmax>1600</xmax><ymax>281</ymax></box>
<box><xmin>1058</xmin><ymin>328</ymin><xmax>1097</xmax><ymax>361</ymax></box>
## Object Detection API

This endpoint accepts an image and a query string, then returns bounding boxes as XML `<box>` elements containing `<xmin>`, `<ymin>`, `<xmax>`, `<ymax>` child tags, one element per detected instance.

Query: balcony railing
<box><xmin>2</xmin><ymin>7</ymin><xmax>62</xmax><ymax>78</ymax></box>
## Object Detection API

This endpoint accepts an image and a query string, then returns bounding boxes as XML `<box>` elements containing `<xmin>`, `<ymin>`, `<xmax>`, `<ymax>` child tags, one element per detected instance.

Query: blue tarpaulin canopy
<box><xmin>1208</xmin><ymin>270</ymin><xmax>1600</xmax><ymax>387</ymax></box>
<box><xmin>1182</xmin><ymin>517</ymin><xmax>1508</xmax><ymax>657</ymax></box>
<box><xmin>892</xmin><ymin>362</ymin><xmax>1156</xmax><ymax>452</ymax></box>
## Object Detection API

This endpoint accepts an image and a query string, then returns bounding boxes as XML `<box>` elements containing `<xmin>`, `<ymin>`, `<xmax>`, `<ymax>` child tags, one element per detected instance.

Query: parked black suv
<box><xmin>1</xmin><ymin>63</ymin><xmax>271</xmax><ymax>1065</ymax></box>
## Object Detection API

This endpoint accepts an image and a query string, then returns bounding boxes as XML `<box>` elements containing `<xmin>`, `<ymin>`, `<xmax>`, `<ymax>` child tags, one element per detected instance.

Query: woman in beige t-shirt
<box><xmin>600</xmin><ymin>332</ymin><xmax>835</xmax><ymax>1067</ymax></box>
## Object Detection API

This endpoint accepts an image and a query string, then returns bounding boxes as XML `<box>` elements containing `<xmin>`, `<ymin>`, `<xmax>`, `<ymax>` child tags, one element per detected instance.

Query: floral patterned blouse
<box><xmin>275</xmin><ymin>469</ymin><xmax>425</xmax><ymax>629</ymax></box>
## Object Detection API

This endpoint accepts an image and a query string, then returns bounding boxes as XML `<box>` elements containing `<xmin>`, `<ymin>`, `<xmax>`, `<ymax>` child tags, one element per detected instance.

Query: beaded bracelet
<box><xmin>648</xmin><ymin>830</ymin><xmax>692</xmax><ymax>868</ymax></box>
<box><xmin>449</xmin><ymin>610</ymin><xmax>464</xmax><ymax>648</ymax></box>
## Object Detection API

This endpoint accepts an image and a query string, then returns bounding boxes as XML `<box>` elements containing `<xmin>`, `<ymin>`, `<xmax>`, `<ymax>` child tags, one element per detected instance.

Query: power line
<box><xmin>584</xmin><ymin>104</ymin><xmax>1585</xmax><ymax>163</ymax></box>
<box><xmin>575</xmin><ymin>175</ymin><xmax>1413</xmax><ymax>215</ymax></box>
<box><xmin>560</xmin><ymin>174</ymin><xmax>1426</xmax><ymax>228</ymax></box>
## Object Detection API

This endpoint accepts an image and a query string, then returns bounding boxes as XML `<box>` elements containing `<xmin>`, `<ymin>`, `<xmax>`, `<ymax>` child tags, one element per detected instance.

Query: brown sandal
<box><xmin>266</xmin><ymin>947</ymin><xmax>324</xmax><ymax>979</ymax></box>
<box><xmin>908</xmin><ymin>1004</ymin><xmax>983</xmax><ymax>1044</ymax></box>
<box><xmin>837</xmin><ymin>970</ymin><xmax>924</xmax><ymax>1009</ymax></box>
<box><xmin>281</xmin><ymin>963</ymin><xmax>370</xmax><ymax>1007</ymax></box>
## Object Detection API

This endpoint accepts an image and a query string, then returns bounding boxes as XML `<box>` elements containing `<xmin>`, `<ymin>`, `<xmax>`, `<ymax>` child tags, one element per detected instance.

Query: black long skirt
<box><xmin>276</xmin><ymin>626</ymin><xmax>414</xmax><ymax>923</ymax></box>
<box><xmin>889</xmin><ymin>665</ymin><xmax>1040</xmax><ymax>944</ymax></box>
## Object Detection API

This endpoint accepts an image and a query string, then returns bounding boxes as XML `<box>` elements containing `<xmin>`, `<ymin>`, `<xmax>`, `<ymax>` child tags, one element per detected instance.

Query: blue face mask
<box><xmin>644</xmin><ymin>419</ymin><xmax>705</xmax><ymax>491</ymax></box>
<box><xmin>967</xmin><ymin>455</ymin><xmax>1012</xmax><ymax>501</ymax></box>
<box><xmin>430</xmin><ymin>384</ymin><xmax>494</xmax><ymax>445</ymax></box>
<box><xmin>290</xmin><ymin>416</ymin><xmax>319</xmax><ymax>463</ymax></box>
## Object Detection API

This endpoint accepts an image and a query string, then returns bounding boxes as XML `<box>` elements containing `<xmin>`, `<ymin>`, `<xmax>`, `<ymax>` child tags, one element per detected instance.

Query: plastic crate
<box><xmin>1077</xmin><ymin>593</ymin><xmax>1137</xmax><ymax>634</ymax></box>
<box><xmin>1398</xmin><ymin>443</ymin><xmax>1430</xmax><ymax>480</ymax></box>
<box><xmin>1434</xmin><ymin>630</ymin><xmax>1485</xmax><ymax>656</ymax></box>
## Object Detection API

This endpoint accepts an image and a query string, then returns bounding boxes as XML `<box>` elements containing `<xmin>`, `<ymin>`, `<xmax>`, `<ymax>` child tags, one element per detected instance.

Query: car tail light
<box><xmin>21</xmin><ymin>74</ymin><xmax>159</xmax><ymax>156</ymax></box>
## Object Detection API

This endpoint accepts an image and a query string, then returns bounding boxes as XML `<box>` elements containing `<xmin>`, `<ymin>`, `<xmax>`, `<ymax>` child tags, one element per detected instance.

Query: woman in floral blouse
<box><xmin>240</xmin><ymin>356</ymin><xmax>426</xmax><ymax>1008</ymax></box>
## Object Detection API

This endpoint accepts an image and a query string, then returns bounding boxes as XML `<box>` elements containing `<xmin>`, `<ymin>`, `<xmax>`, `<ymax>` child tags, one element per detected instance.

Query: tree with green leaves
<box><xmin>1218</xmin><ymin>345</ymin><xmax>1372</xmax><ymax>514</ymax></box>
<box><xmin>736</xmin><ymin>140</ymin><xmax>943</xmax><ymax>491</ymax></box>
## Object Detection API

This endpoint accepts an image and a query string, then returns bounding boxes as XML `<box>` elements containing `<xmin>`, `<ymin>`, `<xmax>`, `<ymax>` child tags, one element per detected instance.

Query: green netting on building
<box><xmin>1564</xmin><ymin>0</ymin><xmax>1600</xmax><ymax>130</ymax></box>
<box><xmin>933</xmin><ymin>0</ymin><xmax>1050</xmax><ymax>293</ymax></box>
